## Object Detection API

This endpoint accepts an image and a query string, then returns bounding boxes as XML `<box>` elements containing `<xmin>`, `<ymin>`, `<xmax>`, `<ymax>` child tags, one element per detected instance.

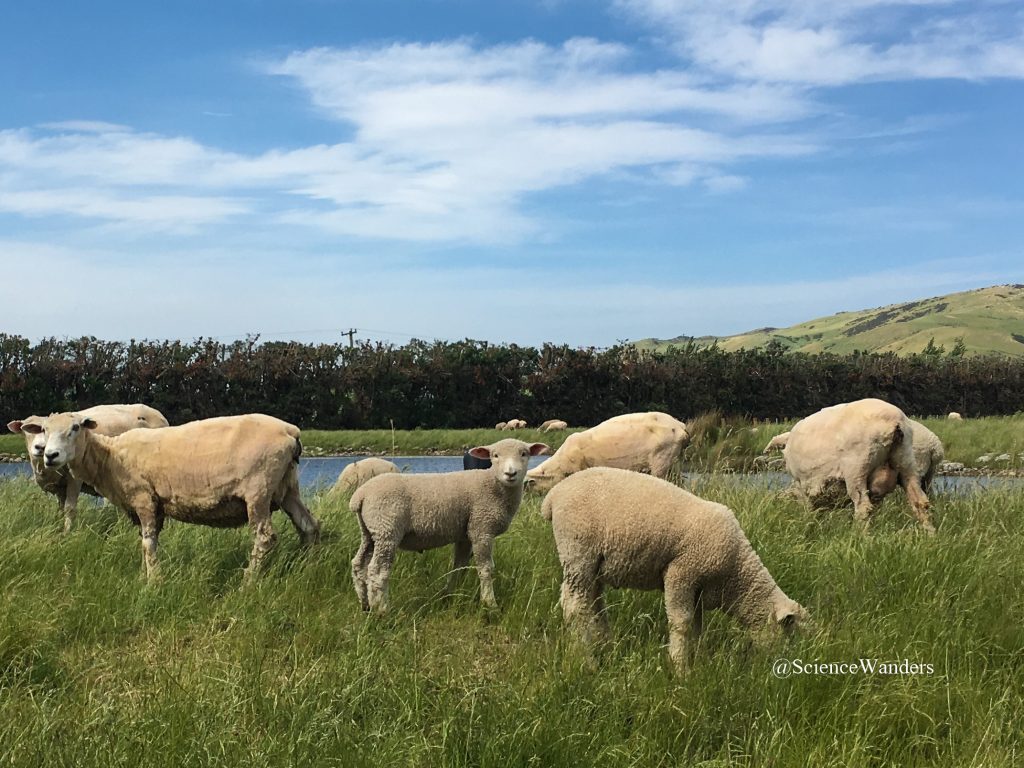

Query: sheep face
<box><xmin>469</xmin><ymin>439</ymin><xmax>549</xmax><ymax>488</ymax></box>
<box><xmin>20</xmin><ymin>412</ymin><xmax>98</xmax><ymax>469</ymax></box>
<box><xmin>774</xmin><ymin>598</ymin><xmax>813</xmax><ymax>637</ymax></box>
<box><xmin>7</xmin><ymin>416</ymin><xmax>48</xmax><ymax>460</ymax></box>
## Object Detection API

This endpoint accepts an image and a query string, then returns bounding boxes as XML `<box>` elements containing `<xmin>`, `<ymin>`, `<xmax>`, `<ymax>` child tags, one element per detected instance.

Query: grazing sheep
<box><xmin>505</xmin><ymin>419</ymin><xmax>527</xmax><ymax>430</ymax></box>
<box><xmin>7</xmin><ymin>403</ymin><xmax>168</xmax><ymax>533</ymax></box>
<box><xmin>331</xmin><ymin>458</ymin><xmax>400</xmax><ymax>495</ymax></box>
<box><xmin>526</xmin><ymin>412</ymin><xmax>688</xmax><ymax>492</ymax></box>
<box><xmin>542</xmin><ymin>467</ymin><xmax>810</xmax><ymax>672</ymax></box>
<box><xmin>762</xmin><ymin>432</ymin><xmax>790</xmax><ymax>453</ymax></box>
<box><xmin>350</xmin><ymin>438</ymin><xmax>550</xmax><ymax>613</ymax></box>
<box><xmin>22</xmin><ymin>412</ymin><xmax>321</xmax><ymax>580</ymax></box>
<box><xmin>783</xmin><ymin>399</ymin><xmax>934</xmax><ymax>533</ymax></box>
<box><xmin>540</xmin><ymin>419</ymin><xmax>569</xmax><ymax>432</ymax></box>
<box><xmin>495</xmin><ymin>422</ymin><xmax>508</xmax><ymax>430</ymax></box>
<box><xmin>948</xmin><ymin>412</ymin><xmax>963</xmax><ymax>421</ymax></box>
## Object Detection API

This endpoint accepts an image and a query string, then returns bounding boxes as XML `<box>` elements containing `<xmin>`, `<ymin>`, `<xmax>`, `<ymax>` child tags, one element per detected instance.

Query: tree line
<box><xmin>1</xmin><ymin>334</ymin><xmax>1020</xmax><ymax>428</ymax></box>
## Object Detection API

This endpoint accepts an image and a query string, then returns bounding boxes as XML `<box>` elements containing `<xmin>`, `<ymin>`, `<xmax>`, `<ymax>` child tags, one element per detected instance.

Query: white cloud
<box><xmin>616</xmin><ymin>0</ymin><xmax>1024</xmax><ymax>85</ymax></box>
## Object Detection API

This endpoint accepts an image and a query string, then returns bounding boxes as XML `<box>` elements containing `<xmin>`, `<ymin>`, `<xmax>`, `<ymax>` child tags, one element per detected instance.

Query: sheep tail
<box><xmin>350</xmin><ymin>486</ymin><xmax>365</xmax><ymax>517</ymax></box>
<box><xmin>889</xmin><ymin>424</ymin><xmax>904</xmax><ymax>449</ymax></box>
<box><xmin>292</xmin><ymin>437</ymin><xmax>303</xmax><ymax>465</ymax></box>
<box><xmin>541</xmin><ymin>493</ymin><xmax>554</xmax><ymax>522</ymax></box>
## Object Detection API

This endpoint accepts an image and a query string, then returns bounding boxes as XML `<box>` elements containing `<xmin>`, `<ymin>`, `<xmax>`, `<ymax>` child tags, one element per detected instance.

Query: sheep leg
<box><xmin>281</xmin><ymin>487</ymin><xmax>321</xmax><ymax>545</ymax></box>
<box><xmin>664</xmin><ymin>573</ymin><xmax>698</xmax><ymax>673</ymax></box>
<box><xmin>135</xmin><ymin>502</ymin><xmax>163</xmax><ymax>582</ymax></box>
<box><xmin>561</xmin><ymin>569</ymin><xmax>606</xmax><ymax>649</ymax></box>
<box><xmin>351</xmin><ymin>526</ymin><xmax>374</xmax><ymax>612</ymax></box>
<box><xmin>901</xmin><ymin>474</ymin><xmax>936</xmax><ymax>534</ymax></box>
<box><xmin>471</xmin><ymin>536</ymin><xmax>498</xmax><ymax>609</ymax></box>
<box><xmin>844</xmin><ymin>475</ymin><xmax>875</xmax><ymax>531</ymax></box>
<box><xmin>366</xmin><ymin>540</ymin><xmax>396</xmax><ymax>614</ymax></box>
<box><xmin>243</xmin><ymin>498</ymin><xmax>277</xmax><ymax>582</ymax></box>
<box><xmin>62</xmin><ymin>477</ymin><xmax>83</xmax><ymax>534</ymax></box>
<box><xmin>446</xmin><ymin>539</ymin><xmax>473</xmax><ymax>595</ymax></box>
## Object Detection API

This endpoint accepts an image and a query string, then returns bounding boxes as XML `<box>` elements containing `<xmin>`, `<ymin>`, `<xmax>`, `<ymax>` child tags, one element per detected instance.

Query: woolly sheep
<box><xmin>495</xmin><ymin>422</ymin><xmax>508</xmax><ymax>430</ymax></box>
<box><xmin>24</xmin><ymin>412</ymin><xmax>321</xmax><ymax>581</ymax></box>
<box><xmin>331</xmin><ymin>457</ymin><xmax>400</xmax><ymax>495</ymax></box>
<box><xmin>540</xmin><ymin>419</ymin><xmax>568</xmax><ymax>432</ymax></box>
<box><xmin>948</xmin><ymin>412</ymin><xmax>963</xmax><ymax>421</ymax></box>
<box><xmin>783</xmin><ymin>399</ymin><xmax>934</xmax><ymax>533</ymax></box>
<box><xmin>7</xmin><ymin>403</ymin><xmax>168</xmax><ymax>533</ymax></box>
<box><xmin>762</xmin><ymin>432</ymin><xmax>790</xmax><ymax>453</ymax></box>
<box><xmin>526</xmin><ymin>411</ymin><xmax>688</xmax><ymax>492</ymax></box>
<box><xmin>350</xmin><ymin>438</ymin><xmax>550</xmax><ymax>613</ymax></box>
<box><xmin>542</xmin><ymin>467</ymin><xmax>810</xmax><ymax>672</ymax></box>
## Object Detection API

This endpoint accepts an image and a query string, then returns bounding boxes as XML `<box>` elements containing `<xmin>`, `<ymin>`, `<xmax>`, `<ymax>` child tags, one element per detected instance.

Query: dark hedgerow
<box><xmin>1</xmin><ymin>334</ymin><xmax>1022</xmax><ymax>428</ymax></box>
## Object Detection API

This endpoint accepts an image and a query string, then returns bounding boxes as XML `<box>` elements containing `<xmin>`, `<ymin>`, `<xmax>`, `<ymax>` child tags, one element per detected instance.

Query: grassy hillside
<box><xmin>638</xmin><ymin>284</ymin><xmax>1024</xmax><ymax>357</ymax></box>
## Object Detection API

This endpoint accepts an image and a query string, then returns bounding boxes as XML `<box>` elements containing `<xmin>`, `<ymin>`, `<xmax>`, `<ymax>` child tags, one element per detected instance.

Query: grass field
<box><xmin>3</xmin><ymin>414</ymin><xmax>1022</xmax><ymax>473</ymax></box>
<box><xmin>1</xmin><ymin>473</ymin><xmax>1022</xmax><ymax>766</ymax></box>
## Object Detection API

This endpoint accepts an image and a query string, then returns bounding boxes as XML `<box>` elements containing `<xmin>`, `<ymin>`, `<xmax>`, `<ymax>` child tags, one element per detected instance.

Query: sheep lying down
<box><xmin>542</xmin><ymin>467</ymin><xmax>810</xmax><ymax>672</ymax></box>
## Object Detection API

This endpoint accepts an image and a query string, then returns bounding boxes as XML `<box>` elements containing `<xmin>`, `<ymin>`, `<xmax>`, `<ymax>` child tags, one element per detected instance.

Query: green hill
<box><xmin>637</xmin><ymin>284</ymin><xmax>1024</xmax><ymax>357</ymax></box>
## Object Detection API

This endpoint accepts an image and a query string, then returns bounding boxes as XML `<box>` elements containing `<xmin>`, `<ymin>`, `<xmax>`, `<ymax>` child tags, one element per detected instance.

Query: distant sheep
<box><xmin>542</xmin><ymin>467</ymin><xmax>810</xmax><ymax>672</ymax></box>
<box><xmin>540</xmin><ymin>420</ymin><xmax>568</xmax><ymax>432</ymax></box>
<box><xmin>7</xmin><ymin>403</ymin><xmax>168</xmax><ymax>533</ymax></box>
<box><xmin>762</xmin><ymin>432</ymin><xmax>790</xmax><ymax>454</ymax></box>
<box><xmin>350</xmin><ymin>438</ymin><xmax>549</xmax><ymax>613</ymax></box>
<box><xmin>331</xmin><ymin>458</ymin><xmax>399</xmax><ymax>495</ymax></box>
<box><xmin>527</xmin><ymin>412</ymin><xmax>688</xmax><ymax>492</ymax></box>
<box><xmin>948</xmin><ymin>412</ymin><xmax>963</xmax><ymax>421</ymax></box>
<box><xmin>495</xmin><ymin>422</ymin><xmax>508</xmax><ymax>430</ymax></box>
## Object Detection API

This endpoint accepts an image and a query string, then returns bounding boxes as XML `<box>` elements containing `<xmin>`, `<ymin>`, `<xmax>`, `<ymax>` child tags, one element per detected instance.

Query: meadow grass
<box><xmin>0</xmin><ymin>473</ymin><xmax>1021</xmax><ymax>766</ymax></box>
<box><xmin>4</xmin><ymin>412</ymin><xmax>1021</xmax><ymax>472</ymax></box>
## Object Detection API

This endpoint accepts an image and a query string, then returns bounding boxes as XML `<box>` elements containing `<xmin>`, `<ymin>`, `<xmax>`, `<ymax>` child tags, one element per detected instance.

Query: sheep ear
<box><xmin>81</xmin><ymin>418</ymin><xmax>98</xmax><ymax>430</ymax></box>
<box><xmin>12</xmin><ymin>419</ymin><xmax>43</xmax><ymax>434</ymax></box>
<box><xmin>468</xmin><ymin>446</ymin><xmax>492</xmax><ymax>460</ymax></box>
<box><xmin>528</xmin><ymin>443</ymin><xmax>551</xmax><ymax>456</ymax></box>
<box><xmin>7</xmin><ymin>420</ymin><xmax>24</xmax><ymax>433</ymax></box>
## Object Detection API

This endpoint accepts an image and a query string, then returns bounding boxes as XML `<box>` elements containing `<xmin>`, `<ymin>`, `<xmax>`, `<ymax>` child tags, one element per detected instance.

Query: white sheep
<box><xmin>494</xmin><ymin>422</ymin><xmax>508</xmax><ymax>430</ymax></box>
<box><xmin>24</xmin><ymin>411</ymin><xmax>321</xmax><ymax>580</ymax></box>
<box><xmin>540</xmin><ymin>419</ymin><xmax>568</xmax><ymax>432</ymax></box>
<box><xmin>7</xmin><ymin>403</ymin><xmax>168</xmax><ymax>532</ymax></box>
<box><xmin>542</xmin><ymin>467</ymin><xmax>810</xmax><ymax>672</ymax></box>
<box><xmin>331</xmin><ymin>457</ymin><xmax>400</xmax><ymax>495</ymax></box>
<box><xmin>948</xmin><ymin>412</ymin><xmax>963</xmax><ymax>421</ymax></box>
<box><xmin>350</xmin><ymin>438</ymin><xmax>550</xmax><ymax>613</ymax></box>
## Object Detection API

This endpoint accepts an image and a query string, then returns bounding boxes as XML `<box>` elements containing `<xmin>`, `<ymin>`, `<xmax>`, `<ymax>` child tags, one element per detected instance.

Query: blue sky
<box><xmin>2</xmin><ymin>0</ymin><xmax>1023</xmax><ymax>346</ymax></box>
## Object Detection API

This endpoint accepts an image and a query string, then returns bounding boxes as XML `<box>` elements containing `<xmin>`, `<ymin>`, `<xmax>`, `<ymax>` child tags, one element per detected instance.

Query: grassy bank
<box><xmin>0</xmin><ymin>475</ymin><xmax>1022</xmax><ymax>766</ymax></box>
<box><xmin>2</xmin><ymin>413</ymin><xmax>1021</xmax><ymax>471</ymax></box>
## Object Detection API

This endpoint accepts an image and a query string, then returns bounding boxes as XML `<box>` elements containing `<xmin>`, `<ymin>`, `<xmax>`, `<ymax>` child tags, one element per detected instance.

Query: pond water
<box><xmin>0</xmin><ymin>457</ymin><xmax>1019</xmax><ymax>494</ymax></box>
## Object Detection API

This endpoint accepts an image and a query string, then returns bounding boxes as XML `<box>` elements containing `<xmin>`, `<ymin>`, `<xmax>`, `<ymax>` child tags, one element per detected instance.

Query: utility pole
<box><xmin>343</xmin><ymin>328</ymin><xmax>357</xmax><ymax>347</ymax></box>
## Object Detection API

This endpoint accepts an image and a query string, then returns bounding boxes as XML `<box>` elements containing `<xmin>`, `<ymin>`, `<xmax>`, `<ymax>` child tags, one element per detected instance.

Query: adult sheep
<box><xmin>948</xmin><ymin>412</ymin><xmax>963</xmax><ymax>421</ymax></box>
<box><xmin>543</xmin><ymin>467</ymin><xmax>810</xmax><ymax>672</ymax></box>
<box><xmin>8</xmin><ymin>403</ymin><xmax>168</xmax><ymax>533</ymax></box>
<box><xmin>331</xmin><ymin>458</ymin><xmax>399</xmax><ymax>495</ymax></box>
<box><xmin>350</xmin><ymin>438</ymin><xmax>549</xmax><ymax>613</ymax></box>
<box><xmin>783</xmin><ymin>399</ymin><xmax>934</xmax><ymax>533</ymax></box>
<box><xmin>526</xmin><ymin>411</ymin><xmax>688</xmax><ymax>492</ymax></box>
<box><xmin>21</xmin><ymin>412</ymin><xmax>321</xmax><ymax>580</ymax></box>
<box><xmin>540</xmin><ymin>420</ymin><xmax>568</xmax><ymax>432</ymax></box>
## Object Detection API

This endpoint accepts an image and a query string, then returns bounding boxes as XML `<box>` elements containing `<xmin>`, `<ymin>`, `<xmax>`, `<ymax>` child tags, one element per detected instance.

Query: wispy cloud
<box><xmin>616</xmin><ymin>0</ymin><xmax>1024</xmax><ymax>85</ymax></box>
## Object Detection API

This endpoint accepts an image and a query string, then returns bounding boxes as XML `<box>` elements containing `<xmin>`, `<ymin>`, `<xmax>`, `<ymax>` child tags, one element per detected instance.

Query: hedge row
<box><xmin>1</xmin><ymin>334</ymin><xmax>1020</xmax><ymax>428</ymax></box>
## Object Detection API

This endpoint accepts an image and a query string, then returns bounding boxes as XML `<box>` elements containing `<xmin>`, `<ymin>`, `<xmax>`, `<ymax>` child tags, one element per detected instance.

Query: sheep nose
<box><xmin>45</xmin><ymin>450</ymin><xmax>60</xmax><ymax>463</ymax></box>
<box><xmin>504</xmin><ymin>470</ymin><xmax>518</xmax><ymax>481</ymax></box>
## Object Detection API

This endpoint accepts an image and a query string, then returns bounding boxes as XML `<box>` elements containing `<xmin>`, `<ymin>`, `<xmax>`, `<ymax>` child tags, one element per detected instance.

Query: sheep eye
<box><xmin>71</xmin><ymin>424</ymin><xmax>80</xmax><ymax>432</ymax></box>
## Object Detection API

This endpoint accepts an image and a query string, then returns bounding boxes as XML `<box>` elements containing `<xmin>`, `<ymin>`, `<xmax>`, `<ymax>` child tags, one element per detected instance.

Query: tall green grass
<box><xmin>0</xmin><ymin>474</ymin><xmax>1021</xmax><ymax>766</ymax></box>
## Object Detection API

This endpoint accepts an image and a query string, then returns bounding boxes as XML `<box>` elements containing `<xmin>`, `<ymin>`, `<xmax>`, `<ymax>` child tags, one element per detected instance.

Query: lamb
<box><xmin>542</xmin><ymin>467</ymin><xmax>810</xmax><ymax>672</ymax></box>
<box><xmin>21</xmin><ymin>412</ymin><xmax>321</xmax><ymax>580</ymax></box>
<box><xmin>782</xmin><ymin>399</ymin><xmax>934</xmax><ymax>533</ymax></box>
<box><xmin>540</xmin><ymin>419</ymin><xmax>568</xmax><ymax>432</ymax></box>
<box><xmin>948</xmin><ymin>412</ymin><xmax>963</xmax><ymax>421</ymax></box>
<box><xmin>7</xmin><ymin>403</ymin><xmax>168</xmax><ymax>533</ymax></box>
<box><xmin>350</xmin><ymin>438</ymin><xmax>550</xmax><ymax>613</ymax></box>
<box><xmin>526</xmin><ymin>411</ymin><xmax>689</xmax><ymax>492</ymax></box>
<box><xmin>331</xmin><ymin>457</ymin><xmax>399</xmax><ymax>495</ymax></box>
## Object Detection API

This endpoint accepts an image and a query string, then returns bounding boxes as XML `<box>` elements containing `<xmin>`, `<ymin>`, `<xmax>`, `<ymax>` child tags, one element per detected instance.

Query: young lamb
<box><xmin>542</xmin><ymin>466</ymin><xmax>810</xmax><ymax>672</ymax></box>
<box><xmin>350</xmin><ymin>438</ymin><xmax>550</xmax><ymax>613</ymax></box>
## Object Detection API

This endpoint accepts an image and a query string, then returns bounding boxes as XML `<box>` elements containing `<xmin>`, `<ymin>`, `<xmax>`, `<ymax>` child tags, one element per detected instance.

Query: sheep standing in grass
<box><xmin>331</xmin><ymin>458</ymin><xmax>399</xmax><ymax>495</ymax></box>
<box><xmin>948</xmin><ymin>412</ymin><xmax>963</xmax><ymax>421</ymax></box>
<box><xmin>540</xmin><ymin>420</ymin><xmax>568</xmax><ymax>432</ymax></box>
<box><xmin>8</xmin><ymin>403</ymin><xmax>168</xmax><ymax>533</ymax></box>
<box><xmin>350</xmin><ymin>438</ymin><xmax>550</xmax><ymax>613</ymax></box>
<box><xmin>542</xmin><ymin>467</ymin><xmax>810</xmax><ymax>672</ymax></box>
<box><xmin>495</xmin><ymin>422</ymin><xmax>507</xmax><ymax>430</ymax></box>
